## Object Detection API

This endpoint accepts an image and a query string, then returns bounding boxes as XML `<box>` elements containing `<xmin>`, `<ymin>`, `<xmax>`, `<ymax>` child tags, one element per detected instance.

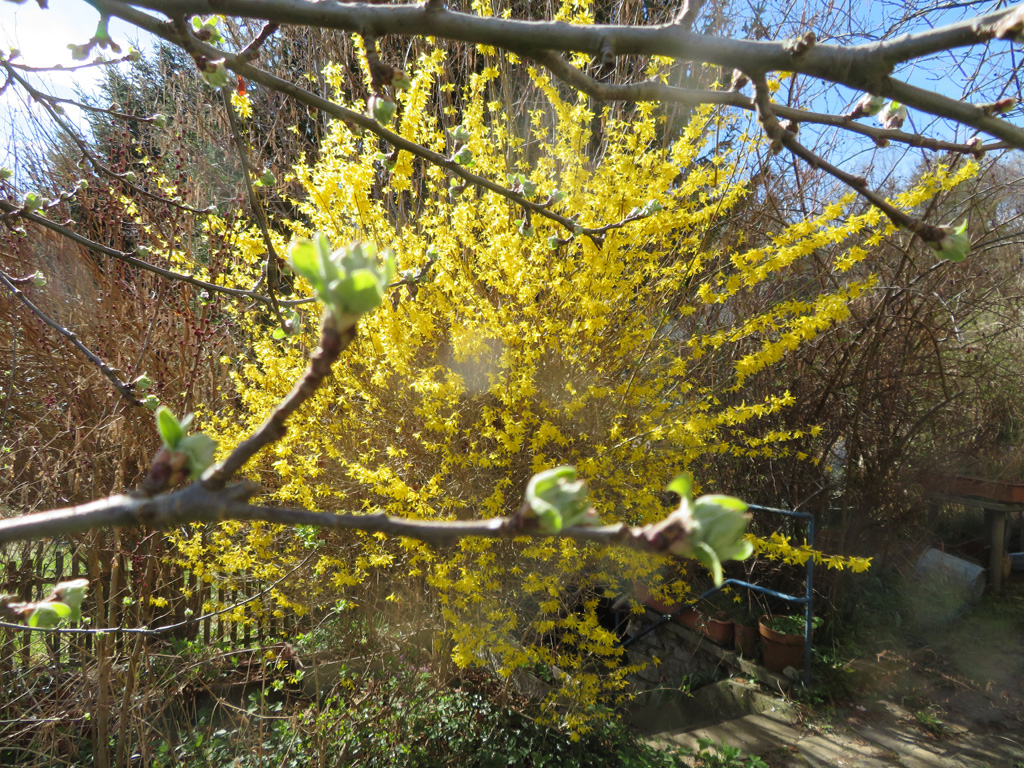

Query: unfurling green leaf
<box><xmin>928</xmin><ymin>220</ymin><xmax>970</xmax><ymax>262</ymax></box>
<box><xmin>392</xmin><ymin>69</ymin><xmax>413</xmax><ymax>91</ymax></box>
<box><xmin>369</xmin><ymin>95</ymin><xmax>397</xmax><ymax>126</ymax></box>
<box><xmin>525</xmin><ymin>466</ymin><xmax>598</xmax><ymax>534</ymax></box>
<box><xmin>53</xmin><ymin>579</ymin><xmax>89</xmax><ymax>622</ymax></box>
<box><xmin>177</xmin><ymin>433</ymin><xmax>217</xmax><ymax>479</ymax></box>
<box><xmin>29</xmin><ymin>603</ymin><xmax>72</xmax><ymax>629</ymax></box>
<box><xmin>155</xmin><ymin>405</ymin><xmax>184</xmax><ymax>449</ymax></box>
<box><xmin>287</xmin><ymin>235</ymin><xmax>395</xmax><ymax>324</ymax></box>
<box><xmin>192</xmin><ymin>16</ymin><xmax>225</xmax><ymax>44</ymax></box>
<box><xmin>200</xmin><ymin>59</ymin><xmax>231</xmax><ymax>89</ymax></box>
<box><xmin>662</xmin><ymin>472</ymin><xmax>753</xmax><ymax>585</ymax></box>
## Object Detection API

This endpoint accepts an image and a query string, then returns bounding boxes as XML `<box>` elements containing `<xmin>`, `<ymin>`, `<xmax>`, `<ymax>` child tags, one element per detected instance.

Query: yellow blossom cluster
<box><xmin>749</xmin><ymin>532</ymin><xmax>873</xmax><ymax>572</ymax></box>
<box><xmin>164</xmin><ymin>30</ymin><xmax>972</xmax><ymax>726</ymax></box>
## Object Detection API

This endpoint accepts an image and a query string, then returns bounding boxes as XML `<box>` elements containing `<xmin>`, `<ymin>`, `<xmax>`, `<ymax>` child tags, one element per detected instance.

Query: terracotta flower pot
<box><xmin>700</xmin><ymin>612</ymin><xmax>734</xmax><ymax>645</ymax></box>
<box><xmin>734</xmin><ymin>623</ymin><xmax>759</xmax><ymax>657</ymax></box>
<box><xmin>632</xmin><ymin>581</ymin><xmax>678</xmax><ymax>614</ymax></box>
<box><xmin>673</xmin><ymin>606</ymin><xmax>701</xmax><ymax>630</ymax></box>
<box><xmin>758</xmin><ymin>616</ymin><xmax>806</xmax><ymax>673</ymax></box>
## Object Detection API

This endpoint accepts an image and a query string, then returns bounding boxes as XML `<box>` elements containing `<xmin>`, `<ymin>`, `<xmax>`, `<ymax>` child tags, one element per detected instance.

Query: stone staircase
<box><xmin>646</xmin><ymin>683</ymin><xmax>1024</xmax><ymax>767</ymax></box>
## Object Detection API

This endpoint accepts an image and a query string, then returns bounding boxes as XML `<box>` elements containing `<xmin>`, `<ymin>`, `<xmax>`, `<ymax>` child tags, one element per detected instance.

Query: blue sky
<box><xmin>1</xmin><ymin>0</ymin><xmax>148</xmax><ymax>171</ymax></box>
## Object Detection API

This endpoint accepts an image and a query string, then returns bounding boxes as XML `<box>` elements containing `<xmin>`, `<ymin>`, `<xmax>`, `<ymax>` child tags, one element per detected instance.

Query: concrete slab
<box><xmin>945</xmin><ymin>731</ymin><xmax>1024</xmax><ymax>766</ymax></box>
<box><xmin>790</xmin><ymin>734</ymin><xmax>899</xmax><ymax>768</ymax></box>
<box><xmin>654</xmin><ymin>713</ymin><xmax>801</xmax><ymax>756</ymax></box>
<box><xmin>689</xmin><ymin>678</ymin><xmax>799</xmax><ymax>725</ymax></box>
<box><xmin>852</xmin><ymin>724</ymin><xmax>963</xmax><ymax>768</ymax></box>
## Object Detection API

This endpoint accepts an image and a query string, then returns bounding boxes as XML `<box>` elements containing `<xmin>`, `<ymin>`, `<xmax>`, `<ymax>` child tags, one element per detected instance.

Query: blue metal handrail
<box><xmin>622</xmin><ymin>503</ymin><xmax>816</xmax><ymax>686</ymax></box>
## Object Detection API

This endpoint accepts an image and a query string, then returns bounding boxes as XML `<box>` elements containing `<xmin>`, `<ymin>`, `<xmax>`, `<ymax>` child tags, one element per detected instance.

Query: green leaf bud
<box><xmin>52</xmin><ymin>579</ymin><xmax>89</xmax><ymax>622</ymax></box>
<box><xmin>928</xmin><ymin>220</ymin><xmax>970</xmax><ymax>262</ymax></box>
<box><xmin>525</xmin><ymin>466</ymin><xmax>597</xmax><ymax>534</ymax></box>
<box><xmin>662</xmin><ymin>473</ymin><xmax>753</xmax><ymax>585</ymax></box>
<box><xmin>176</xmin><ymin>433</ymin><xmax>217</xmax><ymax>479</ymax></box>
<box><xmin>848</xmin><ymin>93</ymin><xmax>886</xmax><ymax>119</ymax></box>
<box><xmin>29</xmin><ymin>603</ymin><xmax>71</xmax><ymax>629</ymax></box>
<box><xmin>155</xmin><ymin>405</ymin><xmax>184</xmax><ymax>449</ymax></box>
<box><xmin>392</xmin><ymin>69</ymin><xmax>413</xmax><ymax>91</ymax></box>
<box><xmin>68</xmin><ymin>43</ymin><xmax>92</xmax><ymax>61</ymax></box>
<box><xmin>200</xmin><ymin>60</ymin><xmax>231</xmax><ymax>89</ymax></box>
<box><xmin>287</xmin><ymin>235</ymin><xmax>396</xmax><ymax>324</ymax></box>
<box><xmin>369</xmin><ymin>95</ymin><xmax>397</xmax><ymax>126</ymax></box>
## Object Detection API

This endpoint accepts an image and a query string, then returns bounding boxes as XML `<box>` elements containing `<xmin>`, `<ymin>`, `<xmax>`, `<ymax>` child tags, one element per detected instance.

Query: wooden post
<box><xmin>987</xmin><ymin>508</ymin><xmax>1007</xmax><ymax>593</ymax></box>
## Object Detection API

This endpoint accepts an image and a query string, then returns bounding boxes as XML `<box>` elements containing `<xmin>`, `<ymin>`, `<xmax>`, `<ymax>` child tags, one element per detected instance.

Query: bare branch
<box><xmin>201</xmin><ymin>312</ymin><xmax>358</xmax><ymax>489</ymax></box>
<box><xmin>2</xmin><ymin>61</ymin><xmax>218</xmax><ymax>217</ymax></box>
<box><xmin>0</xmin><ymin>477</ymin><xmax>690</xmax><ymax>561</ymax></box>
<box><xmin>528</xmin><ymin>49</ymin><xmax>1002</xmax><ymax>154</ymax></box>
<box><xmin>219</xmin><ymin>87</ymin><xmax>288</xmax><ymax>328</ymax></box>
<box><xmin>749</xmin><ymin>74</ymin><xmax>948</xmax><ymax>242</ymax></box>
<box><xmin>0</xmin><ymin>198</ymin><xmax>274</xmax><ymax>305</ymax></box>
<box><xmin>88</xmin><ymin>0</ymin><xmax>1024</xmax><ymax>146</ymax></box>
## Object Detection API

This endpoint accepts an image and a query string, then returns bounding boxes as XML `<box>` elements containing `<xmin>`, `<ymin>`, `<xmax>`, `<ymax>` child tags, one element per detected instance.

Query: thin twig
<box><xmin>0</xmin><ymin>553</ymin><xmax>313</xmax><ymax>636</ymax></box>
<box><xmin>0</xmin><ymin>270</ymin><xmax>142</xmax><ymax>405</ymax></box>
<box><xmin>220</xmin><ymin>87</ymin><xmax>287</xmax><ymax>328</ymax></box>
<box><xmin>0</xmin><ymin>199</ymin><xmax>272</xmax><ymax>304</ymax></box>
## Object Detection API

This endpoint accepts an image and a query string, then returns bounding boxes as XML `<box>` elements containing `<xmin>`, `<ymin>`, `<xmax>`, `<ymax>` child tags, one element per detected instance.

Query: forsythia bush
<box><xmin>171</xmin><ymin>33</ymin><xmax>973</xmax><ymax>727</ymax></box>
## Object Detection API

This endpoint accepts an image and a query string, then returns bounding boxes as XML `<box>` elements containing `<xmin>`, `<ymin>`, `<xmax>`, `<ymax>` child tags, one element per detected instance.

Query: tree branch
<box><xmin>201</xmin><ymin>311</ymin><xmax>357</xmax><ymax>489</ymax></box>
<box><xmin>95</xmin><ymin>0</ymin><xmax>1024</xmax><ymax>146</ymax></box>
<box><xmin>0</xmin><ymin>199</ymin><xmax>274</xmax><ymax>305</ymax></box>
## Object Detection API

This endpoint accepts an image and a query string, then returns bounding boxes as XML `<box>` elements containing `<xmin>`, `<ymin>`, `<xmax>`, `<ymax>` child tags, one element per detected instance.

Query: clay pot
<box><xmin>673</xmin><ymin>606</ymin><xmax>702</xmax><ymax>630</ymax></box>
<box><xmin>758</xmin><ymin>616</ymin><xmax>806</xmax><ymax>673</ymax></box>
<box><xmin>700</xmin><ymin>612</ymin><xmax>734</xmax><ymax>645</ymax></box>
<box><xmin>633</xmin><ymin>581</ymin><xmax>678</xmax><ymax>614</ymax></box>
<box><xmin>734</xmin><ymin>623</ymin><xmax>759</xmax><ymax>657</ymax></box>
